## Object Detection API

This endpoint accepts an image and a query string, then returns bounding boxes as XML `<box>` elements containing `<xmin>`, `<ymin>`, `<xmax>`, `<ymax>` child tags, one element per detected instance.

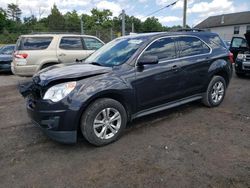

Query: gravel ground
<box><xmin>0</xmin><ymin>73</ymin><xmax>249</xmax><ymax>188</ymax></box>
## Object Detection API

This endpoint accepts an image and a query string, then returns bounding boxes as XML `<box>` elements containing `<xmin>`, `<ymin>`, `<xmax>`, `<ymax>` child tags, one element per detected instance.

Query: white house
<box><xmin>195</xmin><ymin>11</ymin><xmax>250</xmax><ymax>41</ymax></box>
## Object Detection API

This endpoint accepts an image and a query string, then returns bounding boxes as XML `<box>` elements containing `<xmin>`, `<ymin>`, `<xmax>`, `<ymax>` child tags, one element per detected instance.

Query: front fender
<box><xmin>70</xmin><ymin>75</ymin><xmax>135</xmax><ymax>126</ymax></box>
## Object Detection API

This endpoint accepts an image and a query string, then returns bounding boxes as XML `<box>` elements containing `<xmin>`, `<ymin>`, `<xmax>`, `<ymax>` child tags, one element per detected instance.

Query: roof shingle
<box><xmin>195</xmin><ymin>11</ymin><xmax>250</xmax><ymax>28</ymax></box>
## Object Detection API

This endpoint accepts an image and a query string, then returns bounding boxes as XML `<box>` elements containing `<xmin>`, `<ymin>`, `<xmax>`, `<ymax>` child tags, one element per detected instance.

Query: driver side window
<box><xmin>143</xmin><ymin>37</ymin><xmax>177</xmax><ymax>62</ymax></box>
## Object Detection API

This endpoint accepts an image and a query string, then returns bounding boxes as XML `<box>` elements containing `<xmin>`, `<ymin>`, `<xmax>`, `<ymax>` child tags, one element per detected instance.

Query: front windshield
<box><xmin>85</xmin><ymin>37</ymin><xmax>146</xmax><ymax>67</ymax></box>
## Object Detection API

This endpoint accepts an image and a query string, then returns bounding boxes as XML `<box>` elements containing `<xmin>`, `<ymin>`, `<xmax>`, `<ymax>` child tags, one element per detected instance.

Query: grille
<box><xmin>246</xmin><ymin>54</ymin><xmax>250</xmax><ymax>61</ymax></box>
<box><xmin>243</xmin><ymin>65</ymin><xmax>250</xmax><ymax>70</ymax></box>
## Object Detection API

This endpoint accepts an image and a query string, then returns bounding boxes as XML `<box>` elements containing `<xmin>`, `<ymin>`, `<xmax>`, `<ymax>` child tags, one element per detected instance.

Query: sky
<box><xmin>0</xmin><ymin>0</ymin><xmax>250</xmax><ymax>27</ymax></box>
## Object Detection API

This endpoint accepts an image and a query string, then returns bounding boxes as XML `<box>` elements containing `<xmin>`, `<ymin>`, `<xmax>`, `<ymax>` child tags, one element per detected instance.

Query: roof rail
<box><xmin>176</xmin><ymin>28</ymin><xmax>206</xmax><ymax>32</ymax></box>
<box><xmin>28</xmin><ymin>32</ymin><xmax>81</xmax><ymax>35</ymax></box>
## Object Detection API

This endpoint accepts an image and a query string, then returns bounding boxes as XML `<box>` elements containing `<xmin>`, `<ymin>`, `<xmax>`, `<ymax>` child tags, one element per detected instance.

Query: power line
<box><xmin>142</xmin><ymin>0</ymin><xmax>179</xmax><ymax>19</ymax></box>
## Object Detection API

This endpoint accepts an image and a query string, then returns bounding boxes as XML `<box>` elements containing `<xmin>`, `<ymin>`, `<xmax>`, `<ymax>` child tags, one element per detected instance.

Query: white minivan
<box><xmin>11</xmin><ymin>34</ymin><xmax>104</xmax><ymax>76</ymax></box>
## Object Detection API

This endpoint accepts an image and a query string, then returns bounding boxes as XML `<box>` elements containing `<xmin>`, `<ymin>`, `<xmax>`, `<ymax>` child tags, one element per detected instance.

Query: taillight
<box><xmin>229</xmin><ymin>52</ymin><xmax>234</xmax><ymax>64</ymax></box>
<box><xmin>15</xmin><ymin>53</ymin><xmax>28</xmax><ymax>59</ymax></box>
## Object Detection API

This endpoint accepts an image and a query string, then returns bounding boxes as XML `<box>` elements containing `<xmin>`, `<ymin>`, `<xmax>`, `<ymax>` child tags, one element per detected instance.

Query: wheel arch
<box><xmin>76</xmin><ymin>90</ymin><xmax>134</xmax><ymax>133</ymax></box>
<box><xmin>207</xmin><ymin>58</ymin><xmax>232</xmax><ymax>88</ymax></box>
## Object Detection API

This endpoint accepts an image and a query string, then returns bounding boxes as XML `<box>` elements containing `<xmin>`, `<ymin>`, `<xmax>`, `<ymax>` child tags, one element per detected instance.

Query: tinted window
<box><xmin>231</xmin><ymin>37</ymin><xmax>247</xmax><ymax>48</ymax></box>
<box><xmin>59</xmin><ymin>37</ymin><xmax>83</xmax><ymax>50</ymax></box>
<box><xmin>247</xmin><ymin>25</ymin><xmax>250</xmax><ymax>33</ymax></box>
<box><xmin>177</xmin><ymin>37</ymin><xmax>210</xmax><ymax>57</ymax></box>
<box><xmin>83</xmin><ymin>37</ymin><xmax>103</xmax><ymax>50</ymax></box>
<box><xmin>0</xmin><ymin>45</ymin><xmax>15</xmax><ymax>55</ymax></box>
<box><xmin>143</xmin><ymin>38</ymin><xmax>176</xmax><ymax>61</ymax></box>
<box><xmin>207</xmin><ymin>35</ymin><xmax>226</xmax><ymax>49</ymax></box>
<box><xmin>18</xmin><ymin>37</ymin><xmax>52</xmax><ymax>50</ymax></box>
<box><xmin>234</xmin><ymin>26</ymin><xmax>240</xmax><ymax>34</ymax></box>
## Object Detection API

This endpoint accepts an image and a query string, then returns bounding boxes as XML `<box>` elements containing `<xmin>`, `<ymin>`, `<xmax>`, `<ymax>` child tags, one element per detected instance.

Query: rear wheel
<box><xmin>202</xmin><ymin>76</ymin><xmax>226</xmax><ymax>107</ymax></box>
<box><xmin>81</xmin><ymin>98</ymin><xmax>127</xmax><ymax>146</ymax></box>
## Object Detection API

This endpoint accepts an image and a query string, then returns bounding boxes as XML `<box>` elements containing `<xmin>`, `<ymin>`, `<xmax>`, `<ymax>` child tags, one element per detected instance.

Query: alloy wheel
<box><xmin>93</xmin><ymin>108</ymin><xmax>122</xmax><ymax>140</ymax></box>
<box><xmin>211</xmin><ymin>81</ymin><xmax>225</xmax><ymax>103</ymax></box>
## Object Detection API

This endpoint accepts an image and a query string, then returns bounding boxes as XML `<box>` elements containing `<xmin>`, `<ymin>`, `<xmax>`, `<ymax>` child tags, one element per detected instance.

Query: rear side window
<box><xmin>177</xmin><ymin>36</ymin><xmax>210</xmax><ymax>57</ymax></box>
<box><xmin>207</xmin><ymin>35</ymin><xmax>226</xmax><ymax>49</ymax></box>
<box><xmin>18</xmin><ymin>37</ymin><xmax>53</xmax><ymax>50</ymax></box>
<box><xmin>59</xmin><ymin>37</ymin><xmax>83</xmax><ymax>50</ymax></box>
<box><xmin>143</xmin><ymin>37</ymin><xmax>176</xmax><ymax>61</ymax></box>
<box><xmin>83</xmin><ymin>37</ymin><xmax>103</xmax><ymax>50</ymax></box>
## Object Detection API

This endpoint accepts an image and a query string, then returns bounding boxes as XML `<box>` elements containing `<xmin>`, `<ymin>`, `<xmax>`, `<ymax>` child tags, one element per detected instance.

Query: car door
<box><xmin>134</xmin><ymin>37</ymin><xmax>184</xmax><ymax>112</ymax></box>
<box><xmin>230</xmin><ymin>37</ymin><xmax>248</xmax><ymax>60</ymax></box>
<box><xmin>82</xmin><ymin>37</ymin><xmax>104</xmax><ymax>58</ymax></box>
<box><xmin>57</xmin><ymin>36</ymin><xmax>89</xmax><ymax>63</ymax></box>
<box><xmin>175</xmin><ymin>36</ymin><xmax>211</xmax><ymax>98</ymax></box>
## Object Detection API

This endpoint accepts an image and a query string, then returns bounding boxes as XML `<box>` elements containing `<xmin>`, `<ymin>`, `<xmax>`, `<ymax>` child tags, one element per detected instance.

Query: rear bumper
<box><xmin>11</xmin><ymin>63</ymin><xmax>37</xmax><ymax>76</ymax></box>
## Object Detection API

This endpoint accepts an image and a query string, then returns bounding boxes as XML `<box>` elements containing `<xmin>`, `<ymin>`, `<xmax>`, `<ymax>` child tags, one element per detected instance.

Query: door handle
<box><xmin>59</xmin><ymin>53</ymin><xmax>66</xmax><ymax>57</ymax></box>
<box><xmin>171</xmin><ymin>65</ymin><xmax>179</xmax><ymax>71</ymax></box>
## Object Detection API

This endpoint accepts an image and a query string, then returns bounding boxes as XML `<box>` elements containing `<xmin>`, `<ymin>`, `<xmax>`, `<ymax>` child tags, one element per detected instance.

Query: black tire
<box><xmin>40</xmin><ymin>63</ymin><xmax>56</xmax><ymax>70</ymax></box>
<box><xmin>236</xmin><ymin>72</ymin><xmax>245</xmax><ymax>78</ymax></box>
<box><xmin>81</xmin><ymin>98</ymin><xmax>127</xmax><ymax>146</ymax></box>
<box><xmin>202</xmin><ymin>76</ymin><xmax>226</xmax><ymax>107</ymax></box>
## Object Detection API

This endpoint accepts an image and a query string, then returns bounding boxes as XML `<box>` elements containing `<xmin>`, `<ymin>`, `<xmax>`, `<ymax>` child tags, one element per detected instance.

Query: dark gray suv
<box><xmin>20</xmin><ymin>31</ymin><xmax>233</xmax><ymax>146</ymax></box>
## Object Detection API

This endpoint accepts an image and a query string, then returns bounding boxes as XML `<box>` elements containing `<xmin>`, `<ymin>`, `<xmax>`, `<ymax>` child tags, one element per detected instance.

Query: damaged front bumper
<box><xmin>19</xmin><ymin>81</ymin><xmax>78</xmax><ymax>144</ymax></box>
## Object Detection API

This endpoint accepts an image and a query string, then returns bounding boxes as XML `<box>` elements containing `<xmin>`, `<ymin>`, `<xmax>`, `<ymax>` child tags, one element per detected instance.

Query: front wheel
<box><xmin>202</xmin><ymin>76</ymin><xmax>226</xmax><ymax>107</ymax></box>
<box><xmin>81</xmin><ymin>98</ymin><xmax>127</xmax><ymax>146</ymax></box>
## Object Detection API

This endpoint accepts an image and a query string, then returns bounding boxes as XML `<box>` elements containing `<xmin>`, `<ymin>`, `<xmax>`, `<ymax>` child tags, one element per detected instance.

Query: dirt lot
<box><xmin>0</xmin><ymin>73</ymin><xmax>249</xmax><ymax>188</ymax></box>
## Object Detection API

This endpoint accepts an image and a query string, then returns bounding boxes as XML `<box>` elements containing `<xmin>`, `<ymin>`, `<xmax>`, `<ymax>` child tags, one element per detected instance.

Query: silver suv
<box><xmin>11</xmin><ymin>34</ymin><xmax>104</xmax><ymax>76</ymax></box>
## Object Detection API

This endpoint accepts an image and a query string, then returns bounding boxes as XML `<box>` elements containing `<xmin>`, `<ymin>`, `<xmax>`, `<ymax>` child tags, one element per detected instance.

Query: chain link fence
<box><xmin>0</xmin><ymin>28</ymin><xmax>122</xmax><ymax>44</ymax></box>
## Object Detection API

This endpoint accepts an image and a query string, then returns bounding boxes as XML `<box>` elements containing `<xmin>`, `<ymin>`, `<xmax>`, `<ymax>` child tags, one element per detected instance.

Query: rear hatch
<box><xmin>13</xmin><ymin>36</ymin><xmax>54</xmax><ymax>66</ymax></box>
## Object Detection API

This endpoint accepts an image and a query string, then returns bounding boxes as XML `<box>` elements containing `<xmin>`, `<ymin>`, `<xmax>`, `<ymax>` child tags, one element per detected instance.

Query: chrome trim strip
<box><xmin>135</xmin><ymin>35</ymin><xmax>212</xmax><ymax>66</ymax></box>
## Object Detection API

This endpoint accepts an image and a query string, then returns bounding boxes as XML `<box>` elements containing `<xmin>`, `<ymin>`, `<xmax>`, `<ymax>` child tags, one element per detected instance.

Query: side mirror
<box><xmin>137</xmin><ymin>55</ymin><xmax>159</xmax><ymax>66</ymax></box>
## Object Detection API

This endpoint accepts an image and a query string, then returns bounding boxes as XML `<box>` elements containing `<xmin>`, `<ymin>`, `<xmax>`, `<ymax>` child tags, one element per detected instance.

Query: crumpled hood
<box><xmin>33</xmin><ymin>63</ymin><xmax>111</xmax><ymax>86</ymax></box>
<box><xmin>244</xmin><ymin>32</ymin><xmax>250</xmax><ymax>48</ymax></box>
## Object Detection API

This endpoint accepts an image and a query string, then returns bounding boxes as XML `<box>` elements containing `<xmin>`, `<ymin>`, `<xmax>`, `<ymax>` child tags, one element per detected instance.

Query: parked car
<box><xmin>19</xmin><ymin>31</ymin><xmax>233</xmax><ymax>146</ymax></box>
<box><xmin>230</xmin><ymin>32</ymin><xmax>250</xmax><ymax>77</ymax></box>
<box><xmin>0</xmin><ymin>44</ymin><xmax>15</xmax><ymax>72</ymax></box>
<box><xmin>11</xmin><ymin>34</ymin><xmax>104</xmax><ymax>76</ymax></box>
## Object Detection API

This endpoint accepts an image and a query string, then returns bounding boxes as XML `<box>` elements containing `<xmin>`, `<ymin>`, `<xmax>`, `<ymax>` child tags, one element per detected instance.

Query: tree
<box><xmin>7</xmin><ymin>3</ymin><xmax>22</xmax><ymax>22</ymax></box>
<box><xmin>142</xmin><ymin>17</ymin><xmax>163</xmax><ymax>32</ymax></box>
<box><xmin>64</xmin><ymin>10</ymin><xmax>80</xmax><ymax>32</ymax></box>
<box><xmin>91</xmin><ymin>9</ymin><xmax>113</xmax><ymax>29</ymax></box>
<box><xmin>0</xmin><ymin>8</ymin><xmax>7</xmax><ymax>32</ymax></box>
<box><xmin>47</xmin><ymin>4</ymin><xmax>65</xmax><ymax>31</ymax></box>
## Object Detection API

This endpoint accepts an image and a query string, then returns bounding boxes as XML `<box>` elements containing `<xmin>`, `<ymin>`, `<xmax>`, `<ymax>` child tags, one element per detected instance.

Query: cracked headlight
<box><xmin>43</xmin><ymin>81</ymin><xmax>76</xmax><ymax>102</ymax></box>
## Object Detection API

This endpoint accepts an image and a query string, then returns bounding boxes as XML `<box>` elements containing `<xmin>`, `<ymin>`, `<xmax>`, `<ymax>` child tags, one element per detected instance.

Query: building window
<box><xmin>247</xmin><ymin>25</ymin><xmax>250</xmax><ymax>33</ymax></box>
<box><xmin>234</xmin><ymin>26</ymin><xmax>240</xmax><ymax>34</ymax></box>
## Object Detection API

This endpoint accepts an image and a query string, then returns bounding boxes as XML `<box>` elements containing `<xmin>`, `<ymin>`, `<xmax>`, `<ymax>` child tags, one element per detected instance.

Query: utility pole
<box><xmin>80</xmin><ymin>19</ymin><xmax>84</xmax><ymax>34</ymax></box>
<box><xmin>122</xmin><ymin>9</ymin><xmax>125</xmax><ymax>36</ymax></box>
<box><xmin>183</xmin><ymin>0</ymin><xmax>187</xmax><ymax>28</ymax></box>
<box><xmin>110</xmin><ymin>28</ymin><xmax>113</xmax><ymax>41</ymax></box>
<box><xmin>131</xmin><ymin>22</ymin><xmax>134</xmax><ymax>33</ymax></box>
